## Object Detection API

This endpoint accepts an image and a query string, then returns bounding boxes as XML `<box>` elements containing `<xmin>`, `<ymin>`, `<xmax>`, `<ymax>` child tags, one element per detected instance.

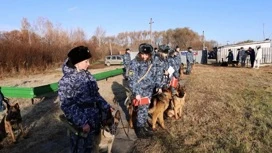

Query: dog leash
<box><xmin>113</xmin><ymin>98</ymin><xmax>131</xmax><ymax>140</ymax></box>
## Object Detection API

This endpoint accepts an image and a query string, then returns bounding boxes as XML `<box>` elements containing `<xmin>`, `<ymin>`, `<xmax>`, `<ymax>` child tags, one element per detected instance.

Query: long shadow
<box><xmin>1</xmin><ymin>93</ymin><xmax>69</xmax><ymax>153</ymax></box>
<box><xmin>111</xmin><ymin>80</ymin><xmax>130</xmax><ymax>121</ymax></box>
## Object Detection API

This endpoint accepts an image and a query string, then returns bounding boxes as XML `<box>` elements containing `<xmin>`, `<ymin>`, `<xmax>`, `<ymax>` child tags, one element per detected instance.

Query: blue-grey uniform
<box><xmin>58</xmin><ymin>59</ymin><xmax>111</xmax><ymax>153</ymax></box>
<box><xmin>168</xmin><ymin>54</ymin><xmax>180</xmax><ymax>79</ymax></box>
<box><xmin>174</xmin><ymin>51</ymin><xmax>182</xmax><ymax>66</ymax></box>
<box><xmin>152</xmin><ymin>54</ymin><xmax>170</xmax><ymax>89</ymax></box>
<box><xmin>240</xmin><ymin>48</ymin><xmax>247</xmax><ymax>67</ymax></box>
<box><xmin>186</xmin><ymin>48</ymin><xmax>194</xmax><ymax>74</ymax></box>
<box><xmin>123</xmin><ymin>51</ymin><xmax>131</xmax><ymax>77</ymax></box>
<box><xmin>128</xmin><ymin>55</ymin><xmax>156</xmax><ymax>128</ymax></box>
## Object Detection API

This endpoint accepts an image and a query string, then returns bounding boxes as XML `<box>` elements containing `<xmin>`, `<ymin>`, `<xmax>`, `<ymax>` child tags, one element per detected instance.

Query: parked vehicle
<box><xmin>104</xmin><ymin>55</ymin><xmax>123</xmax><ymax>66</ymax></box>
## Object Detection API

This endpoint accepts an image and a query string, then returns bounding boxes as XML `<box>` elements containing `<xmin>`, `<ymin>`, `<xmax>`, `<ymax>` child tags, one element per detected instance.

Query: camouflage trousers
<box><xmin>186</xmin><ymin>62</ymin><xmax>192</xmax><ymax>74</ymax></box>
<box><xmin>124</xmin><ymin>65</ymin><xmax>130</xmax><ymax>78</ymax></box>
<box><xmin>69</xmin><ymin>130</ymin><xmax>101</xmax><ymax>153</ymax></box>
<box><xmin>136</xmin><ymin>104</ymin><xmax>149</xmax><ymax>127</ymax></box>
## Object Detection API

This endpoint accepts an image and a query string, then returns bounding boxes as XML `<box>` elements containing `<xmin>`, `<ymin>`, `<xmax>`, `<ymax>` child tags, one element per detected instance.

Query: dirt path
<box><xmin>0</xmin><ymin>65</ymin><xmax>138</xmax><ymax>153</ymax></box>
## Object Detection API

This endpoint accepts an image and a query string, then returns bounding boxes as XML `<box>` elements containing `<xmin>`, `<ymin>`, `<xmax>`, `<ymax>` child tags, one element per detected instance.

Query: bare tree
<box><xmin>94</xmin><ymin>26</ymin><xmax>106</xmax><ymax>47</ymax></box>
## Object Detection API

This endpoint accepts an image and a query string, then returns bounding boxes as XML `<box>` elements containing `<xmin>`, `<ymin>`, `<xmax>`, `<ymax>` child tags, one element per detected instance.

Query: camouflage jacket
<box><xmin>186</xmin><ymin>51</ymin><xmax>194</xmax><ymax>63</ymax></box>
<box><xmin>58</xmin><ymin>59</ymin><xmax>111</xmax><ymax>132</ymax></box>
<box><xmin>123</xmin><ymin>53</ymin><xmax>131</xmax><ymax>66</ymax></box>
<box><xmin>128</xmin><ymin>55</ymin><xmax>157</xmax><ymax>98</ymax></box>
<box><xmin>152</xmin><ymin>54</ymin><xmax>170</xmax><ymax>88</ymax></box>
<box><xmin>175</xmin><ymin>51</ymin><xmax>182</xmax><ymax>66</ymax></box>
<box><xmin>168</xmin><ymin>55</ymin><xmax>180</xmax><ymax>78</ymax></box>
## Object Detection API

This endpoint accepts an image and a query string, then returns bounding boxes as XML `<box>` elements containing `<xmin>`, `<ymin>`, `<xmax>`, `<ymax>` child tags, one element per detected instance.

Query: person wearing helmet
<box><xmin>128</xmin><ymin>43</ymin><xmax>156</xmax><ymax>139</ymax></box>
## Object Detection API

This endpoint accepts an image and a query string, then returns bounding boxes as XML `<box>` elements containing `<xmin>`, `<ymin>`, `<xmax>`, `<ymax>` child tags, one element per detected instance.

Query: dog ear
<box><xmin>15</xmin><ymin>103</ymin><xmax>20</xmax><ymax>109</ymax></box>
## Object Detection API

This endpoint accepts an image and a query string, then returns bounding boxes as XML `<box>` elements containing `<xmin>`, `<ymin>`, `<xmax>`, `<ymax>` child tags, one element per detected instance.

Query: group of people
<box><xmin>57</xmin><ymin>44</ymin><xmax>195</xmax><ymax>152</ymax></box>
<box><xmin>123</xmin><ymin>43</ymin><xmax>194</xmax><ymax>138</ymax></box>
<box><xmin>227</xmin><ymin>46</ymin><xmax>262</xmax><ymax>68</ymax></box>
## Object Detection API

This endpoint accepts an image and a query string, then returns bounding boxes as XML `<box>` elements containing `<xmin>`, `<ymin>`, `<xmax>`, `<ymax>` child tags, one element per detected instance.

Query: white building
<box><xmin>217</xmin><ymin>40</ymin><xmax>272</xmax><ymax>63</ymax></box>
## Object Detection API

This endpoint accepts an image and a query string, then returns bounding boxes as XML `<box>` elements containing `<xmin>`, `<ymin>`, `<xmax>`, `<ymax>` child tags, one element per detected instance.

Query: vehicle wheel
<box><xmin>106</xmin><ymin>62</ymin><xmax>111</xmax><ymax>66</ymax></box>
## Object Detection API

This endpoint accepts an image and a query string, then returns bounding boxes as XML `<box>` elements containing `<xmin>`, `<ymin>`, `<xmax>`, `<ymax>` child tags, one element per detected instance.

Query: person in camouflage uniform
<box><xmin>152</xmin><ymin>45</ymin><xmax>171</xmax><ymax>90</ymax></box>
<box><xmin>174</xmin><ymin>46</ymin><xmax>182</xmax><ymax>66</ymax></box>
<box><xmin>186</xmin><ymin>47</ymin><xmax>194</xmax><ymax>75</ymax></box>
<box><xmin>123</xmin><ymin>48</ymin><xmax>131</xmax><ymax>79</ymax></box>
<box><xmin>58</xmin><ymin>46</ymin><xmax>112</xmax><ymax>153</ymax></box>
<box><xmin>175</xmin><ymin>46</ymin><xmax>183</xmax><ymax>77</ymax></box>
<box><xmin>128</xmin><ymin>43</ymin><xmax>156</xmax><ymax>138</ymax></box>
<box><xmin>168</xmin><ymin>48</ymin><xmax>180</xmax><ymax>79</ymax></box>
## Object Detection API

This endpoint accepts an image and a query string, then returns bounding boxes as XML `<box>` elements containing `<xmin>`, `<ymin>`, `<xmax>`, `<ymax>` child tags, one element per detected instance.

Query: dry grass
<box><xmin>133</xmin><ymin>65</ymin><xmax>272</xmax><ymax>153</ymax></box>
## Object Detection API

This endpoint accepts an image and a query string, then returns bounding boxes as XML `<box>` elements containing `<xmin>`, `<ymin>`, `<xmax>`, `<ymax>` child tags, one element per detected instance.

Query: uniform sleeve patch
<box><xmin>129</xmin><ymin>70</ymin><xmax>134</xmax><ymax>76</ymax></box>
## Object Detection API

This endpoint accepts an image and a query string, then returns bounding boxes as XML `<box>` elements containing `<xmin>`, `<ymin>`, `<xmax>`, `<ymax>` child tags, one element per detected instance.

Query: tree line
<box><xmin>0</xmin><ymin>17</ymin><xmax>217</xmax><ymax>76</ymax></box>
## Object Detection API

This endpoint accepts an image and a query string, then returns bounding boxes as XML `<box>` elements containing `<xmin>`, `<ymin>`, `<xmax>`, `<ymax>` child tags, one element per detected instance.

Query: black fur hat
<box><xmin>68</xmin><ymin>46</ymin><xmax>92</xmax><ymax>65</ymax></box>
<box><xmin>158</xmin><ymin>45</ymin><xmax>171</xmax><ymax>54</ymax></box>
<box><xmin>139</xmin><ymin>43</ymin><xmax>153</xmax><ymax>54</ymax></box>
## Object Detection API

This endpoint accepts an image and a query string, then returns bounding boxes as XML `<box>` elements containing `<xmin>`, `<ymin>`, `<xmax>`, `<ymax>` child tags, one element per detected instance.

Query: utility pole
<box><xmin>149</xmin><ymin>18</ymin><xmax>154</xmax><ymax>45</ymax></box>
<box><xmin>202</xmin><ymin>30</ymin><xmax>205</xmax><ymax>50</ymax></box>
<box><xmin>109</xmin><ymin>40</ymin><xmax>112</xmax><ymax>55</ymax></box>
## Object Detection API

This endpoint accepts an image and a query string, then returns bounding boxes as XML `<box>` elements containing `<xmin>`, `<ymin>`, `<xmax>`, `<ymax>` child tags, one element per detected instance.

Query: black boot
<box><xmin>143</xmin><ymin>127</ymin><xmax>153</xmax><ymax>136</ymax></box>
<box><xmin>136</xmin><ymin>127</ymin><xmax>148</xmax><ymax>139</ymax></box>
<box><xmin>136</xmin><ymin>127</ymin><xmax>153</xmax><ymax>139</ymax></box>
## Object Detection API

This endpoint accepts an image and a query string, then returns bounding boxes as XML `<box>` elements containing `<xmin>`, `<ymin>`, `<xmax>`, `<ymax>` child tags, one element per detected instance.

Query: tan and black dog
<box><xmin>167</xmin><ymin>85</ymin><xmax>186</xmax><ymax>120</ymax></box>
<box><xmin>0</xmin><ymin>99</ymin><xmax>26</xmax><ymax>144</ymax></box>
<box><xmin>99</xmin><ymin>110</ymin><xmax>121</xmax><ymax>153</ymax></box>
<box><xmin>148</xmin><ymin>89</ymin><xmax>172</xmax><ymax>130</ymax></box>
<box><xmin>60</xmin><ymin>110</ymin><xmax>121</xmax><ymax>153</ymax></box>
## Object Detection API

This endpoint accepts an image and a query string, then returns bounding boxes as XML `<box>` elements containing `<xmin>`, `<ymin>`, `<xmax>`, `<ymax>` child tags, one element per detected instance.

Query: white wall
<box><xmin>217</xmin><ymin>41</ymin><xmax>272</xmax><ymax>63</ymax></box>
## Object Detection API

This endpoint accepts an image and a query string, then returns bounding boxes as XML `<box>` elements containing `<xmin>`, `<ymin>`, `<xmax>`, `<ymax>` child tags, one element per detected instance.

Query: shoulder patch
<box><xmin>129</xmin><ymin>70</ymin><xmax>134</xmax><ymax>76</ymax></box>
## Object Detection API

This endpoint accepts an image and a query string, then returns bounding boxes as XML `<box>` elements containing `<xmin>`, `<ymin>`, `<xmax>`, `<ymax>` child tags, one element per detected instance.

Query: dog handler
<box><xmin>58</xmin><ymin>46</ymin><xmax>112</xmax><ymax>153</ymax></box>
<box><xmin>128</xmin><ymin>43</ymin><xmax>157</xmax><ymax>138</ymax></box>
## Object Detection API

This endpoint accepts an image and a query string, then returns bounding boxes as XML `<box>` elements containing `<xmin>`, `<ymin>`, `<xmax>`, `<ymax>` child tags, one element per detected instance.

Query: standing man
<box><xmin>254</xmin><ymin>46</ymin><xmax>262</xmax><ymax>69</ymax></box>
<box><xmin>226</xmin><ymin>49</ymin><xmax>234</xmax><ymax>66</ymax></box>
<box><xmin>240</xmin><ymin>47</ymin><xmax>246</xmax><ymax>67</ymax></box>
<box><xmin>128</xmin><ymin>43</ymin><xmax>156</xmax><ymax>139</ymax></box>
<box><xmin>174</xmin><ymin>46</ymin><xmax>183</xmax><ymax>78</ymax></box>
<box><xmin>236</xmin><ymin>48</ymin><xmax>240</xmax><ymax>66</ymax></box>
<box><xmin>123</xmin><ymin>48</ymin><xmax>131</xmax><ymax>80</ymax></box>
<box><xmin>186</xmin><ymin>47</ymin><xmax>194</xmax><ymax>75</ymax></box>
<box><xmin>248</xmin><ymin>47</ymin><xmax>256</xmax><ymax>68</ymax></box>
<box><xmin>153</xmin><ymin>44</ymin><xmax>171</xmax><ymax>90</ymax></box>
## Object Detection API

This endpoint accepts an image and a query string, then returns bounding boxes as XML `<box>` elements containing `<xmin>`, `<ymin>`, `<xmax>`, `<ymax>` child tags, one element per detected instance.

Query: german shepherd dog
<box><xmin>99</xmin><ymin>110</ymin><xmax>121</xmax><ymax>153</ymax></box>
<box><xmin>0</xmin><ymin>98</ymin><xmax>26</xmax><ymax>144</ymax></box>
<box><xmin>60</xmin><ymin>110</ymin><xmax>121</xmax><ymax>153</ymax></box>
<box><xmin>148</xmin><ymin>89</ymin><xmax>172</xmax><ymax>130</ymax></box>
<box><xmin>167</xmin><ymin>85</ymin><xmax>186</xmax><ymax>119</ymax></box>
<box><xmin>123</xmin><ymin>88</ymin><xmax>136</xmax><ymax>129</ymax></box>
